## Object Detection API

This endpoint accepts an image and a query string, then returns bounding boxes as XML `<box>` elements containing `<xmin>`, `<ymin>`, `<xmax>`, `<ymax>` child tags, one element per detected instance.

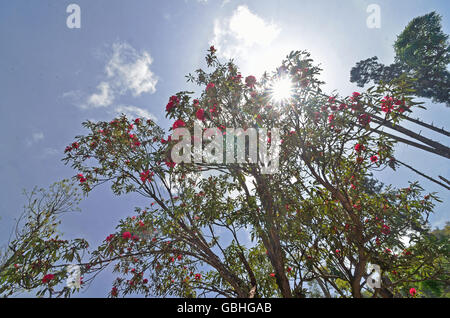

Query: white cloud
<box><xmin>32</xmin><ymin>132</ymin><xmax>44</xmax><ymax>142</ymax></box>
<box><xmin>87</xmin><ymin>82</ymin><xmax>113</xmax><ymax>108</ymax></box>
<box><xmin>113</xmin><ymin>105</ymin><xmax>157</xmax><ymax>121</ymax></box>
<box><xmin>62</xmin><ymin>90</ymin><xmax>82</xmax><ymax>99</ymax></box>
<box><xmin>38</xmin><ymin>147</ymin><xmax>60</xmax><ymax>159</ymax></box>
<box><xmin>26</xmin><ymin>132</ymin><xmax>44</xmax><ymax>147</ymax></box>
<box><xmin>105</xmin><ymin>42</ymin><xmax>158</xmax><ymax>97</ymax></box>
<box><xmin>83</xmin><ymin>42</ymin><xmax>158</xmax><ymax>109</ymax></box>
<box><xmin>211</xmin><ymin>5</ymin><xmax>281</xmax><ymax>60</ymax></box>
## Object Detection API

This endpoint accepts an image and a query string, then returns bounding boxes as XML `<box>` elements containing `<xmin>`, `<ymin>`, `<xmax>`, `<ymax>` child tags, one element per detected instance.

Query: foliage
<box><xmin>1</xmin><ymin>47</ymin><xmax>449</xmax><ymax>298</ymax></box>
<box><xmin>351</xmin><ymin>12</ymin><xmax>450</xmax><ymax>106</ymax></box>
<box><xmin>0</xmin><ymin>180</ymin><xmax>88</xmax><ymax>297</ymax></box>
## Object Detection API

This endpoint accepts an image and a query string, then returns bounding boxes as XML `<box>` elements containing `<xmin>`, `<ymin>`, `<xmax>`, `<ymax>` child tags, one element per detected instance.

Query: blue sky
<box><xmin>0</xmin><ymin>0</ymin><xmax>449</xmax><ymax>297</ymax></box>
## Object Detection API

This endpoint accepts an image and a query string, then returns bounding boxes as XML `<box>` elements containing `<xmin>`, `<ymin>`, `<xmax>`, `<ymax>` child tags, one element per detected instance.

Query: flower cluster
<box><xmin>42</xmin><ymin>274</ymin><xmax>55</xmax><ymax>284</ymax></box>
<box><xmin>166</xmin><ymin>95</ymin><xmax>180</xmax><ymax>113</ymax></box>
<box><xmin>381</xmin><ymin>96</ymin><xmax>407</xmax><ymax>113</ymax></box>
<box><xmin>140</xmin><ymin>170</ymin><xmax>154</xmax><ymax>183</ymax></box>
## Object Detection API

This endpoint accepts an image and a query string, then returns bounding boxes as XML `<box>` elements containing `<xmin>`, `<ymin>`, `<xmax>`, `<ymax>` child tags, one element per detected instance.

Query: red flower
<box><xmin>194</xmin><ymin>273</ymin><xmax>202</xmax><ymax>280</ymax></box>
<box><xmin>209</xmin><ymin>105</ymin><xmax>217</xmax><ymax>114</ymax></box>
<box><xmin>166</xmin><ymin>95</ymin><xmax>180</xmax><ymax>112</ymax></box>
<box><xmin>106</xmin><ymin>234</ymin><xmax>115</xmax><ymax>242</ymax></box>
<box><xmin>111</xmin><ymin>287</ymin><xmax>118</xmax><ymax>297</ymax></box>
<box><xmin>42</xmin><ymin>274</ymin><xmax>55</xmax><ymax>284</ymax></box>
<box><xmin>245</xmin><ymin>75</ymin><xmax>257</xmax><ymax>88</ymax></box>
<box><xmin>196</xmin><ymin>108</ymin><xmax>205</xmax><ymax>121</ymax></box>
<box><xmin>370</xmin><ymin>155</ymin><xmax>378</xmax><ymax>163</ymax></box>
<box><xmin>409</xmin><ymin>288</ymin><xmax>416</xmax><ymax>297</ymax></box>
<box><xmin>165</xmin><ymin>161</ymin><xmax>176</xmax><ymax>168</ymax></box>
<box><xmin>358</xmin><ymin>114</ymin><xmax>371</xmax><ymax>126</ymax></box>
<box><xmin>328</xmin><ymin>114</ymin><xmax>335</xmax><ymax>123</ymax></box>
<box><xmin>166</xmin><ymin>101</ymin><xmax>175</xmax><ymax>112</ymax></box>
<box><xmin>140</xmin><ymin>170</ymin><xmax>154</xmax><ymax>183</ymax></box>
<box><xmin>351</xmin><ymin>92</ymin><xmax>361</xmax><ymax>100</ymax></box>
<box><xmin>381</xmin><ymin>96</ymin><xmax>394</xmax><ymax>113</ymax></box>
<box><xmin>143</xmin><ymin>279</ymin><xmax>148</xmax><ymax>284</ymax></box>
<box><xmin>269</xmin><ymin>273</ymin><xmax>275</xmax><ymax>277</ymax></box>
<box><xmin>72</xmin><ymin>142</ymin><xmax>79</xmax><ymax>149</ymax></box>
<box><xmin>206</xmin><ymin>82</ymin><xmax>215</xmax><ymax>91</ymax></box>
<box><xmin>122</xmin><ymin>232</ymin><xmax>132</xmax><ymax>240</ymax></box>
<box><xmin>170</xmin><ymin>95</ymin><xmax>180</xmax><ymax>103</ymax></box>
<box><xmin>209</xmin><ymin>45</ymin><xmax>216</xmax><ymax>53</ymax></box>
<box><xmin>134</xmin><ymin>118</ymin><xmax>141</xmax><ymax>124</ymax></box>
<box><xmin>354</xmin><ymin>143</ymin><xmax>365</xmax><ymax>152</ymax></box>
<box><xmin>77</xmin><ymin>173</ymin><xmax>87</xmax><ymax>183</ymax></box>
<box><xmin>172</xmin><ymin>119</ymin><xmax>186</xmax><ymax>129</ymax></box>
<box><xmin>381</xmin><ymin>224</ymin><xmax>391</xmax><ymax>235</ymax></box>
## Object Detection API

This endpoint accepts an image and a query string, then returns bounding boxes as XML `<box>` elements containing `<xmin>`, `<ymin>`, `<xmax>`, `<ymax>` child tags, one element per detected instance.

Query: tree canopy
<box><xmin>351</xmin><ymin>12</ymin><xmax>450</xmax><ymax>106</ymax></box>
<box><xmin>1</xmin><ymin>47</ymin><xmax>449</xmax><ymax>298</ymax></box>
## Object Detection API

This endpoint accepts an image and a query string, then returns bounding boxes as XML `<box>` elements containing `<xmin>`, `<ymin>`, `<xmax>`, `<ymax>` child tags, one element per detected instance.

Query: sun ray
<box><xmin>270</xmin><ymin>77</ymin><xmax>293</xmax><ymax>103</ymax></box>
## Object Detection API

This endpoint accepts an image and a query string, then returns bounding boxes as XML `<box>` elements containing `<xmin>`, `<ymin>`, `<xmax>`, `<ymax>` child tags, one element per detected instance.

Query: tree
<box><xmin>349</xmin><ymin>13</ymin><xmax>450</xmax><ymax>189</ymax></box>
<box><xmin>351</xmin><ymin>12</ymin><xmax>450</xmax><ymax>106</ymax></box>
<box><xmin>0</xmin><ymin>180</ymin><xmax>88</xmax><ymax>297</ymax></box>
<box><xmin>415</xmin><ymin>223</ymin><xmax>450</xmax><ymax>298</ymax></box>
<box><xmin>1</xmin><ymin>48</ymin><xmax>448</xmax><ymax>298</ymax></box>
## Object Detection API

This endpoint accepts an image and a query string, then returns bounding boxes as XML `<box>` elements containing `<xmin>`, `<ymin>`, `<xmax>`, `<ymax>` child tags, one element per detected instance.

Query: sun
<box><xmin>270</xmin><ymin>77</ymin><xmax>294</xmax><ymax>103</ymax></box>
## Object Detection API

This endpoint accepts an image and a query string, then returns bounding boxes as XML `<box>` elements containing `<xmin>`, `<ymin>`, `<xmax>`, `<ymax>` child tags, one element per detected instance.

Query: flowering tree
<box><xmin>1</xmin><ymin>48</ymin><xmax>448</xmax><ymax>298</ymax></box>
<box><xmin>0</xmin><ymin>180</ymin><xmax>88</xmax><ymax>297</ymax></box>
